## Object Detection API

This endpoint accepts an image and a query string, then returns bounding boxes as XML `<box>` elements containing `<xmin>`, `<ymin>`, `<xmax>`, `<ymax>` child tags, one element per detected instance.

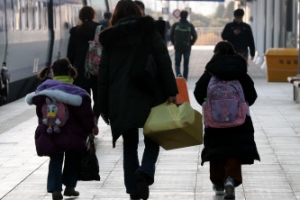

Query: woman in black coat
<box><xmin>95</xmin><ymin>1</ymin><xmax>178</xmax><ymax>200</ymax></box>
<box><xmin>194</xmin><ymin>41</ymin><xmax>260</xmax><ymax>199</ymax></box>
<box><xmin>67</xmin><ymin>6</ymin><xmax>100</xmax><ymax>113</ymax></box>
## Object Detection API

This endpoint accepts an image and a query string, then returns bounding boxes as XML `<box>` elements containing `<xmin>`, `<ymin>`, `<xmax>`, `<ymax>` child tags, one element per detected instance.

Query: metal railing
<box><xmin>195</xmin><ymin>27</ymin><xmax>223</xmax><ymax>46</ymax></box>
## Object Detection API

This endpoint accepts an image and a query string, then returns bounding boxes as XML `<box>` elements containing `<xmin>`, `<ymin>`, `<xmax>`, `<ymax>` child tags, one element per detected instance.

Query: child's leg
<box><xmin>224</xmin><ymin>158</ymin><xmax>242</xmax><ymax>187</ymax></box>
<box><xmin>210</xmin><ymin>160</ymin><xmax>226</xmax><ymax>188</ymax></box>
<box><xmin>47</xmin><ymin>153</ymin><xmax>64</xmax><ymax>192</ymax></box>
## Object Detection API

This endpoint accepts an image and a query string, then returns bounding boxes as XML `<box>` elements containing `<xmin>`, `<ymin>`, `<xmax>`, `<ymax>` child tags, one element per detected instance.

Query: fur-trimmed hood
<box><xmin>99</xmin><ymin>16</ymin><xmax>156</xmax><ymax>47</ymax></box>
<box><xmin>25</xmin><ymin>79</ymin><xmax>91</xmax><ymax>106</ymax></box>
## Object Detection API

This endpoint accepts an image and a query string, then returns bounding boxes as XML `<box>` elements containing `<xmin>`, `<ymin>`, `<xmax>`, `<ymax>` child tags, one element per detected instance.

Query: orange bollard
<box><xmin>175</xmin><ymin>77</ymin><xmax>190</xmax><ymax>104</ymax></box>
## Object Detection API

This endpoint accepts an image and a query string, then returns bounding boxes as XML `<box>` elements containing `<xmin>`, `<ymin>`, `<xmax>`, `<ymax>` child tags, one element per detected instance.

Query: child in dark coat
<box><xmin>26</xmin><ymin>58</ymin><xmax>98</xmax><ymax>200</ymax></box>
<box><xmin>194</xmin><ymin>41</ymin><xmax>260</xmax><ymax>199</ymax></box>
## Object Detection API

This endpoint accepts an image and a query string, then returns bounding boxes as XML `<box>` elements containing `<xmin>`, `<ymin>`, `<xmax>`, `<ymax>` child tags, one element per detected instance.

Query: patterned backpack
<box><xmin>41</xmin><ymin>97</ymin><xmax>69</xmax><ymax>134</ymax></box>
<box><xmin>202</xmin><ymin>76</ymin><xmax>249</xmax><ymax>128</ymax></box>
<box><xmin>84</xmin><ymin>25</ymin><xmax>102</xmax><ymax>78</ymax></box>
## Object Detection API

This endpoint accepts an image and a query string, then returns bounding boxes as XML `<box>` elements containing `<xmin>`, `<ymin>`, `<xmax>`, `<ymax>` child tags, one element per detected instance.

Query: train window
<box><xmin>6</xmin><ymin>0</ymin><xmax>14</xmax><ymax>30</ymax></box>
<box><xmin>13</xmin><ymin>0</ymin><xmax>21</xmax><ymax>30</ymax></box>
<box><xmin>71</xmin><ymin>6</ymin><xmax>79</xmax><ymax>27</ymax></box>
<box><xmin>20</xmin><ymin>0</ymin><xmax>28</xmax><ymax>30</ymax></box>
<box><xmin>40</xmin><ymin>2</ymin><xmax>48</xmax><ymax>29</ymax></box>
<box><xmin>34</xmin><ymin>1</ymin><xmax>40</xmax><ymax>29</ymax></box>
<box><xmin>28</xmin><ymin>0</ymin><xmax>35</xmax><ymax>30</ymax></box>
<box><xmin>0</xmin><ymin>1</ymin><xmax>4</xmax><ymax>31</ymax></box>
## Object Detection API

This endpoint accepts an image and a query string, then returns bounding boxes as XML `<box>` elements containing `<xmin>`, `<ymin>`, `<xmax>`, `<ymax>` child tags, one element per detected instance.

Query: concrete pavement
<box><xmin>0</xmin><ymin>46</ymin><xmax>300</xmax><ymax>200</ymax></box>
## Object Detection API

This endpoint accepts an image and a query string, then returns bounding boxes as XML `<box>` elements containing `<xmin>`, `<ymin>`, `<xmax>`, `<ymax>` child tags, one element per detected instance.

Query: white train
<box><xmin>0</xmin><ymin>0</ymin><xmax>110</xmax><ymax>105</ymax></box>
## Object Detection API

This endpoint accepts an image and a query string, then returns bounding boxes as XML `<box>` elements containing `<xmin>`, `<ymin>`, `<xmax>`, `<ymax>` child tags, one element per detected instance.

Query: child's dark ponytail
<box><xmin>37</xmin><ymin>66</ymin><xmax>51</xmax><ymax>80</ymax></box>
<box><xmin>69</xmin><ymin>66</ymin><xmax>78</xmax><ymax>79</ymax></box>
<box><xmin>51</xmin><ymin>58</ymin><xmax>78</xmax><ymax>78</ymax></box>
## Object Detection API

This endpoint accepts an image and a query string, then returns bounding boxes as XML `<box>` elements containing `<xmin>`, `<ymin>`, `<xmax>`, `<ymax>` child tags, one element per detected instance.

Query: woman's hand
<box><xmin>167</xmin><ymin>96</ymin><xmax>177</xmax><ymax>104</ymax></box>
<box><xmin>93</xmin><ymin>126</ymin><xmax>99</xmax><ymax>136</ymax></box>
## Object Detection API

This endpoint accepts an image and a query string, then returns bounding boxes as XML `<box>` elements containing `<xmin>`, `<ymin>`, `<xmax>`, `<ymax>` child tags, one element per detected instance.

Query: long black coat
<box><xmin>97</xmin><ymin>16</ymin><xmax>178</xmax><ymax>147</ymax></box>
<box><xmin>194</xmin><ymin>55</ymin><xmax>260</xmax><ymax>165</ymax></box>
<box><xmin>67</xmin><ymin>21</ymin><xmax>100</xmax><ymax>88</ymax></box>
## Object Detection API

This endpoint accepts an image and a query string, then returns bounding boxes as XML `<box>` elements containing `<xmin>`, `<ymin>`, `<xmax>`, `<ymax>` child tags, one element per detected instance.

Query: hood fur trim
<box><xmin>25</xmin><ymin>89</ymin><xmax>82</xmax><ymax>106</ymax></box>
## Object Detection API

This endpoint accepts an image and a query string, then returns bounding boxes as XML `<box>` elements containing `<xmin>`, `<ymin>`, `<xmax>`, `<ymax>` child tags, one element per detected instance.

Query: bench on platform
<box><xmin>288</xmin><ymin>76</ymin><xmax>300</xmax><ymax>103</ymax></box>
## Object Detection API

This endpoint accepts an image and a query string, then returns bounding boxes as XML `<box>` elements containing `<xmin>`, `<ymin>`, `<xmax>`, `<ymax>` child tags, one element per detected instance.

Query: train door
<box><xmin>0</xmin><ymin>1</ymin><xmax>6</xmax><ymax>64</ymax></box>
<box><xmin>0</xmin><ymin>1</ymin><xmax>10</xmax><ymax>105</ymax></box>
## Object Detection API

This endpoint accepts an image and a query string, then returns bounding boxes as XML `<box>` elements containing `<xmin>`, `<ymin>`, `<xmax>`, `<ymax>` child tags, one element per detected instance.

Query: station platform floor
<box><xmin>1</xmin><ymin>46</ymin><xmax>300</xmax><ymax>200</ymax></box>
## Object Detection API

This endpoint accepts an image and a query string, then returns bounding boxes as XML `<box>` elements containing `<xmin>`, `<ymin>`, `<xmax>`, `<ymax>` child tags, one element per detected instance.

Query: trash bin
<box><xmin>265</xmin><ymin>48</ymin><xmax>298</xmax><ymax>82</ymax></box>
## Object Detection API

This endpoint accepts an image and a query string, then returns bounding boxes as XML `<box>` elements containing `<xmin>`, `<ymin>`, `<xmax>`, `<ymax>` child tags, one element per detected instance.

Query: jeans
<box><xmin>175</xmin><ymin>49</ymin><xmax>191</xmax><ymax>80</ymax></box>
<box><xmin>122</xmin><ymin>128</ymin><xmax>160</xmax><ymax>194</ymax></box>
<box><xmin>47</xmin><ymin>151</ymin><xmax>79</xmax><ymax>192</ymax></box>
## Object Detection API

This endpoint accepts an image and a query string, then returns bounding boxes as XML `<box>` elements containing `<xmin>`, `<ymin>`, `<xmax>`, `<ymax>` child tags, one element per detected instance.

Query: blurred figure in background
<box><xmin>170</xmin><ymin>10</ymin><xmax>197</xmax><ymax>81</ymax></box>
<box><xmin>156</xmin><ymin>16</ymin><xmax>170</xmax><ymax>45</ymax></box>
<box><xmin>67</xmin><ymin>6</ymin><xmax>100</xmax><ymax>114</ymax></box>
<box><xmin>99</xmin><ymin>11</ymin><xmax>112</xmax><ymax>29</ymax></box>
<box><xmin>221</xmin><ymin>8</ymin><xmax>255</xmax><ymax>61</ymax></box>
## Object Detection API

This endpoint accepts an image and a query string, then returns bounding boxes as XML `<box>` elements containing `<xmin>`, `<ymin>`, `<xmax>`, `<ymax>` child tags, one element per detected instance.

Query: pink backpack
<box><xmin>41</xmin><ymin>97</ymin><xmax>69</xmax><ymax>134</ymax></box>
<box><xmin>202</xmin><ymin>76</ymin><xmax>249</xmax><ymax>128</ymax></box>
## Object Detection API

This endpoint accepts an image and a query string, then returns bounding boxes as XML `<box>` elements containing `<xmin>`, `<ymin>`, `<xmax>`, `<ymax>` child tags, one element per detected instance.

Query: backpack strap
<box><xmin>94</xmin><ymin>25</ymin><xmax>102</xmax><ymax>42</ymax></box>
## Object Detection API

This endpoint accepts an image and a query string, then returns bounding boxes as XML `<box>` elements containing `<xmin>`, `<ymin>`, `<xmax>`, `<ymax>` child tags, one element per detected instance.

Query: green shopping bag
<box><xmin>143</xmin><ymin>102</ymin><xmax>203</xmax><ymax>150</ymax></box>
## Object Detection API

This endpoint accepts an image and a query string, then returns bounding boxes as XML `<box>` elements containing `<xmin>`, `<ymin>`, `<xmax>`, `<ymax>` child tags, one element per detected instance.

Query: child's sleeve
<box><xmin>194</xmin><ymin>71</ymin><xmax>211</xmax><ymax>105</ymax></box>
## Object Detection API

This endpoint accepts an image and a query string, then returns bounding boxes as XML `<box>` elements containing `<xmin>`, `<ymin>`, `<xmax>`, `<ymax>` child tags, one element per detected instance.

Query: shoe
<box><xmin>52</xmin><ymin>191</ymin><xmax>63</xmax><ymax>200</ymax></box>
<box><xmin>63</xmin><ymin>187</ymin><xmax>80</xmax><ymax>196</ymax></box>
<box><xmin>224</xmin><ymin>177</ymin><xmax>235</xmax><ymax>199</ymax></box>
<box><xmin>135</xmin><ymin>170</ymin><xmax>149</xmax><ymax>200</ymax></box>
<box><xmin>130</xmin><ymin>193</ymin><xmax>141</xmax><ymax>200</ymax></box>
<box><xmin>212</xmin><ymin>184</ymin><xmax>225</xmax><ymax>196</ymax></box>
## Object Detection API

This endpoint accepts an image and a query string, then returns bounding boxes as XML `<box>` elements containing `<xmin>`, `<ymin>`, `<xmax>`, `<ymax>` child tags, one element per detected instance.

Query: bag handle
<box><xmin>94</xmin><ymin>25</ymin><xmax>102</xmax><ymax>42</ymax></box>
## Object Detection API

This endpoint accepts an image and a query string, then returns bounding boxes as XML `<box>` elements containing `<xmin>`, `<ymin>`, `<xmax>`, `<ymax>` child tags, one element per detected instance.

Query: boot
<box><xmin>135</xmin><ymin>170</ymin><xmax>149</xmax><ymax>200</ymax></box>
<box><xmin>63</xmin><ymin>187</ymin><xmax>80</xmax><ymax>196</ymax></box>
<box><xmin>52</xmin><ymin>191</ymin><xmax>63</xmax><ymax>200</ymax></box>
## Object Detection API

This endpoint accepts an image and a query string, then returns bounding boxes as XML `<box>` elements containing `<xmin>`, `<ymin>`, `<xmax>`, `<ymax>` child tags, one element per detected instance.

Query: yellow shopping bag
<box><xmin>143</xmin><ymin>102</ymin><xmax>203</xmax><ymax>150</ymax></box>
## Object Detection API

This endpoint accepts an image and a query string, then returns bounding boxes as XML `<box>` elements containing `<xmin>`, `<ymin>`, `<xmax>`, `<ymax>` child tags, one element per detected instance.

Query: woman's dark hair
<box><xmin>110</xmin><ymin>0</ymin><xmax>142</xmax><ymax>26</ymax></box>
<box><xmin>134</xmin><ymin>1</ymin><xmax>145</xmax><ymax>11</ymax></box>
<box><xmin>210</xmin><ymin>41</ymin><xmax>247</xmax><ymax>63</ymax></box>
<box><xmin>79</xmin><ymin>6</ymin><xmax>95</xmax><ymax>22</ymax></box>
<box><xmin>38</xmin><ymin>58</ymin><xmax>77</xmax><ymax>80</ymax></box>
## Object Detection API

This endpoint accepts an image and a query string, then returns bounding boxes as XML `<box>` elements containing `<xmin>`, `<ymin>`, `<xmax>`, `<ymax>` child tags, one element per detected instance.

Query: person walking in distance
<box><xmin>95</xmin><ymin>1</ymin><xmax>178</xmax><ymax>200</ymax></box>
<box><xmin>170</xmin><ymin>10</ymin><xmax>197</xmax><ymax>80</ymax></box>
<box><xmin>67</xmin><ymin>6</ymin><xmax>100</xmax><ymax>114</ymax></box>
<box><xmin>99</xmin><ymin>11</ymin><xmax>112</xmax><ymax>29</ymax></box>
<box><xmin>194</xmin><ymin>41</ymin><xmax>260</xmax><ymax>199</ymax></box>
<box><xmin>25</xmin><ymin>58</ymin><xmax>98</xmax><ymax>200</ymax></box>
<box><xmin>221</xmin><ymin>8</ymin><xmax>255</xmax><ymax>61</ymax></box>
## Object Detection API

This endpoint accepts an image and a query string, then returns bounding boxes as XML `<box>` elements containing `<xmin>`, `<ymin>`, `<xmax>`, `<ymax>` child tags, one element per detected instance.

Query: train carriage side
<box><xmin>0</xmin><ymin>0</ymin><xmax>110</xmax><ymax>105</ymax></box>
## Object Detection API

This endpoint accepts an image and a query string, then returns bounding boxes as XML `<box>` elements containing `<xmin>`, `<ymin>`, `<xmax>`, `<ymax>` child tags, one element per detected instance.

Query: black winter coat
<box><xmin>194</xmin><ymin>55</ymin><xmax>260</xmax><ymax>165</ymax></box>
<box><xmin>67</xmin><ymin>21</ymin><xmax>100</xmax><ymax>88</ymax></box>
<box><xmin>221</xmin><ymin>21</ymin><xmax>255</xmax><ymax>57</ymax></box>
<box><xmin>97</xmin><ymin>16</ymin><xmax>178</xmax><ymax>147</ymax></box>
